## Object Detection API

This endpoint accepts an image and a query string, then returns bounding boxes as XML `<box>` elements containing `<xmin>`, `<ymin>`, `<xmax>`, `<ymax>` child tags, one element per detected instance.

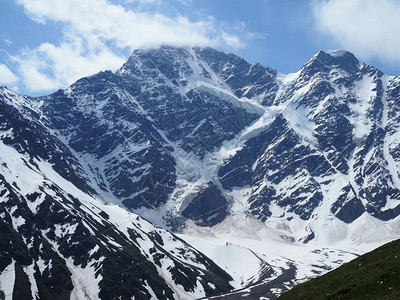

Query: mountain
<box><xmin>277</xmin><ymin>238</ymin><xmax>400</xmax><ymax>299</ymax></box>
<box><xmin>35</xmin><ymin>46</ymin><xmax>400</xmax><ymax>235</ymax></box>
<box><xmin>217</xmin><ymin>49</ymin><xmax>400</xmax><ymax>243</ymax></box>
<box><xmin>0</xmin><ymin>87</ymin><xmax>234</xmax><ymax>299</ymax></box>
<box><xmin>1</xmin><ymin>46</ymin><xmax>400</xmax><ymax>299</ymax></box>
<box><xmin>37</xmin><ymin>47</ymin><xmax>262</xmax><ymax>227</ymax></box>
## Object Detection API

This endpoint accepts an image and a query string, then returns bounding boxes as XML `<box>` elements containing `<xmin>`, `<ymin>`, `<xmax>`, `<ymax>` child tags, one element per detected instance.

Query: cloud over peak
<box><xmin>313</xmin><ymin>0</ymin><xmax>400</xmax><ymax>64</ymax></box>
<box><xmin>13</xmin><ymin>0</ymin><xmax>244</xmax><ymax>92</ymax></box>
<box><xmin>0</xmin><ymin>63</ymin><xmax>18</xmax><ymax>86</ymax></box>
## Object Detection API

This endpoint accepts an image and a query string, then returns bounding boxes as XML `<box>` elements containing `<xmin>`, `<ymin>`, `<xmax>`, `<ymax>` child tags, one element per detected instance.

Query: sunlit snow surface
<box><xmin>178</xmin><ymin>205</ymin><xmax>398</xmax><ymax>298</ymax></box>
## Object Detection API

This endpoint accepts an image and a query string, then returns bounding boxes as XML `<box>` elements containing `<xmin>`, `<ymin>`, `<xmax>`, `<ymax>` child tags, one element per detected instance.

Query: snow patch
<box><xmin>324</xmin><ymin>50</ymin><xmax>348</xmax><ymax>57</ymax></box>
<box><xmin>0</xmin><ymin>260</ymin><xmax>15</xmax><ymax>300</ymax></box>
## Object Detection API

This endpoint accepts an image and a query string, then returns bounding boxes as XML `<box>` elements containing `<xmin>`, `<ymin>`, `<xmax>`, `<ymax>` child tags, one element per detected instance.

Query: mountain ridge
<box><xmin>1</xmin><ymin>46</ymin><xmax>400</xmax><ymax>299</ymax></box>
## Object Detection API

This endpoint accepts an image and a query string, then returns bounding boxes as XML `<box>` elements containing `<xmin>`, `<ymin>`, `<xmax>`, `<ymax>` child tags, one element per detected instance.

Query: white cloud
<box><xmin>313</xmin><ymin>0</ymin><xmax>400</xmax><ymax>63</ymax></box>
<box><xmin>4</xmin><ymin>38</ymin><xmax>12</xmax><ymax>46</ymax></box>
<box><xmin>14</xmin><ymin>0</ymin><xmax>243</xmax><ymax>92</ymax></box>
<box><xmin>221</xmin><ymin>32</ymin><xmax>245</xmax><ymax>49</ymax></box>
<box><xmin>0</xmin><ymin>63</ymin><xmax>19</xmax><ymax>85</ymax></box>
<box><xmin>17</xmin><ymin>0</ymin><xmax>216</xmax><ymax>49</ymax></box>
<box><xmin>123</xmin><ymin>0</ymin><xmax>161</xmax><ymax>4</ymax></box>
<box><xmin>1</xmin><ymin>34</ymin><xmax>13</xmax><ymax>46</ymax></box>
<box><xmin>176</xmin><ymin>0</ymin><xmax>192</xmax><ymax>4</ymax></box>
<box><xmin>12</xmin><ymin>35</ymin><xmax>126</xmax><ymax>92</ymax></box>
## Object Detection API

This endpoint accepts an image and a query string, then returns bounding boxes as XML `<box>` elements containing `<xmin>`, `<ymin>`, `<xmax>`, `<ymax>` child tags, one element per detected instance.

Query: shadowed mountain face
<box><xmin>1</xmin><ymin>46</ymin><xmax>400</xmax><ymax>298</ymax></box>
<box><xmin>38</xmin><ymin>47</ymin><xmax>261</xmax><ymax>216</ymax></box>
<box><xmin>35</xmin><ymin>47</ymin><xmax>400</xmax><ymax>231</ymax></box>
<box><xmin>3</xmin><ymin>46</ymin><xmax>400</xmax><ymax>232</ymax></box>
<box><xmin>217</xmin><ymin>49</ymin><xmax>400</xmax><ymax>233</ymax></box>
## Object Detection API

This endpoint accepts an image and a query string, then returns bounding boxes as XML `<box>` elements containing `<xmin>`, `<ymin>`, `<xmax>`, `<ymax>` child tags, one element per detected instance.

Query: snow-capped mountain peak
<box><xmin>1</xmin><ymin>46</ymin><xmax>400</xmax><ymax>299</ymax></box>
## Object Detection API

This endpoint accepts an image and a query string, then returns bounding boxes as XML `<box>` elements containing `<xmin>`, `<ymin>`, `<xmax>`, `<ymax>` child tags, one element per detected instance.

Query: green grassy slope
<box><xmin>278</xmin><ymin>239</ymin><xmax>400</xmax><ymax>300</ymax></box>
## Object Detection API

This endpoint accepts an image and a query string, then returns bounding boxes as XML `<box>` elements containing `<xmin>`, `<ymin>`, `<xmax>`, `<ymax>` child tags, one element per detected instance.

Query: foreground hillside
<box><xmin>278</xmin><ymin>238</ymin><xmax>400</xmax><ymax>299</ymax></box>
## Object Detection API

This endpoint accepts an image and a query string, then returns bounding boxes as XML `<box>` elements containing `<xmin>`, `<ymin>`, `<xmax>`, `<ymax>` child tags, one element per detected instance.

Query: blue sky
<box><xmin>1</xmin><ymin>0</ymin><xmax>400</xmax><ymax>95</ymax></box>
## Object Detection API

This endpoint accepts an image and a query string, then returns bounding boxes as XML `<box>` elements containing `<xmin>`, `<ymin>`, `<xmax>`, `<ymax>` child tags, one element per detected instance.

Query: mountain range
<box><xmin>1</xmin><ymin>46</ymin><xmax>400</xmax><ymax>299</ymax></box>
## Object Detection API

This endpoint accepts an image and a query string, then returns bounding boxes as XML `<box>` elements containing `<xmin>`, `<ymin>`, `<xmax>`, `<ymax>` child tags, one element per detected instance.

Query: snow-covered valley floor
<box><xmin>178</xmin><ymin>213</ymin><xmax>396</xmax><ymax>299</ymax></box>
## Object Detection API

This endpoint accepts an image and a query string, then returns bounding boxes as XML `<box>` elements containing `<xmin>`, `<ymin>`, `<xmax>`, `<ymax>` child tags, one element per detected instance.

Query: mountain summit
<box><xmin>1</xmin><ymin>46</ymin><xmax>400</xmax><ymax>298</ymax></box>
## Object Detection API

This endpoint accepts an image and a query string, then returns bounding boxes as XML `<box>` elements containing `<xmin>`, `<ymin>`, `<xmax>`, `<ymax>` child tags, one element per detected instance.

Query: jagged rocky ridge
<box><xmin>218</xmin><ymin>49</ymin><xmax>400</xmax><ymax>241</ymax></box>
<box><xmin>1</xmin><ymin>46</ymin><xmax>400</xmax><ymax>298</ymax></box>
